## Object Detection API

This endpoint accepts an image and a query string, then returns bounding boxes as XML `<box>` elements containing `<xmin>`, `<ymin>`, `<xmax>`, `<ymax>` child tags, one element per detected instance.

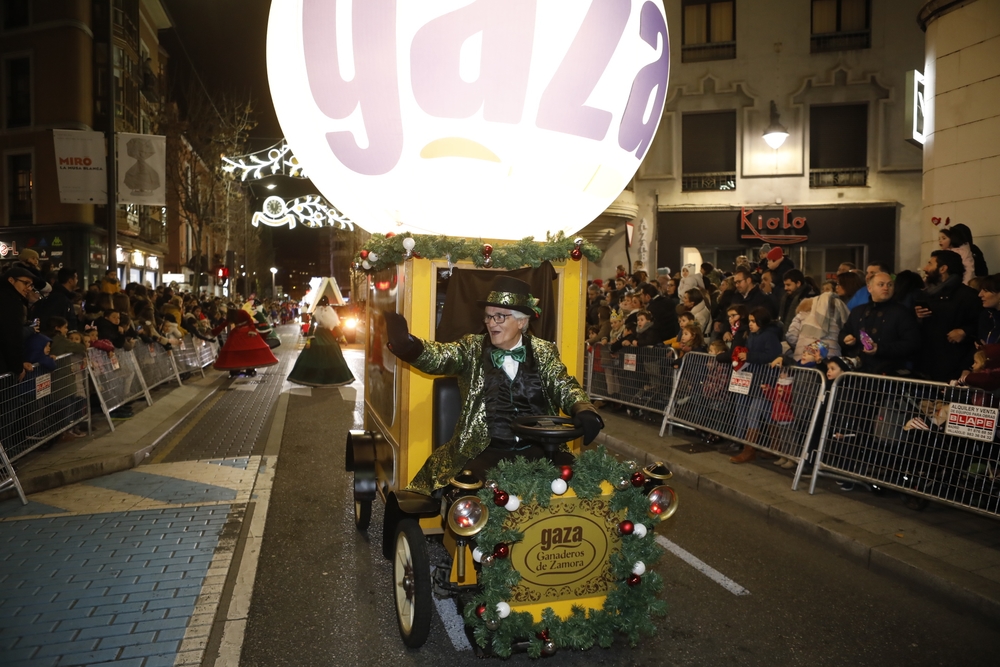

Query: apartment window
<box><xmin>682</xmin><ymin>1</ymin><xmax>735</xmax><ymax>63</ymax></box>
<box><xmin>812</xmin><ymin>0</ymin><xmax>870</xmax><ymax>53</ymax></box>
<box><xmin>4</xmin><ymin>56</ymin><xmax>31</xmax><ymax>128</ymax></box>
<box><xmin>682</xmin><ymin>111</ymin><xmax>736</xmax><ymax>192</ymax></box>
<box><xmin>1</xmin><ymin>0</ymin><xmax>30</xmax><ymax>30</ymax></box>
<box><xmin>810</xmin><ymin>104</ymin><xmax>868</xmax><ymax>188</ymax></box>
<box><xmin>7</xmin><ymin>153</ymin><xmax>33</xmax><ymax>225</ymax></box>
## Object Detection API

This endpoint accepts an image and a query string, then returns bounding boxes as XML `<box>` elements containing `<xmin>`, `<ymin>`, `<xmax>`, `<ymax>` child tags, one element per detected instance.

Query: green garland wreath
<box><xmin>355</xmin><ymin>231</ymin><xmax>602</xmax><ymax>274</ymax></box>
<box><xmin>461</xmin><ymin>446</ymin><xmax>668</xmax><ymax>658</ymax></box>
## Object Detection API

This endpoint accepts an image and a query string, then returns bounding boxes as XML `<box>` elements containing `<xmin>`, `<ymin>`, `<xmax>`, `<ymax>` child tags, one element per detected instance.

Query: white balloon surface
<box><xmin>267</xmin><ymin>0</ymin><xmax>669</xmax><ymax>239</ymax></box>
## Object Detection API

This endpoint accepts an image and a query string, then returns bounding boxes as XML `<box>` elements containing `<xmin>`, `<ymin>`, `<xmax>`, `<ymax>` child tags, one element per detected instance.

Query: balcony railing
<box><xmin>682</xmin><ymin>171</ymin><xmax>736</xmax><ymax>192</ymax></box>
<box><xmin>809</xmin><ymin>167</ymin><xmax>868</xmax><ymax>188</ymax></box>
<box><xmin>811</xmin><ymin>30</ymin><xmax>870</xmax><ymax>53</ymax></box>
<box><xmin>682</xmin><ymin>41</ymin><xmax>736</xmax><ymax>63</ymax></box>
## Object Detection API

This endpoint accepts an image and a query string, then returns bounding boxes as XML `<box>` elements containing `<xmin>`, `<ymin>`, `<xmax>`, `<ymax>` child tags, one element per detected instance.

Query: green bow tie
<box><xmin>491</xmin><ymin>346</ymin><xmax>526</xmax><ymax>368</ymax></box>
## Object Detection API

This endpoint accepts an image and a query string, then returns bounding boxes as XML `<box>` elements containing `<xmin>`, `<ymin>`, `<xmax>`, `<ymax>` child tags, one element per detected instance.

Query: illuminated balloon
<box><xmin>267</xmin><ymin>0</ymin><xmax>670</xmax><ymax>239</ymax></box>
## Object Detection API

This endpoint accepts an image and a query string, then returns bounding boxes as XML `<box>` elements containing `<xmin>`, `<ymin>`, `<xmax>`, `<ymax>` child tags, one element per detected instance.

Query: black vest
<box><xmin>481</xmin><ymin>338</ymin><xmax>545</xmax><ymax>447</ymax></box>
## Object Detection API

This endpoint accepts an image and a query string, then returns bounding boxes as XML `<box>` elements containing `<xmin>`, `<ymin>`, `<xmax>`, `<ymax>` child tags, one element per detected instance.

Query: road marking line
<box><xmin>655</xmin><ymin>535</ymin><xmax>750</xmax><ymax>596</ymax></box>
<box><xmin>433</xmin><ymin>595</ymin><xmax>473</xmax><ymax>651</ymax></box>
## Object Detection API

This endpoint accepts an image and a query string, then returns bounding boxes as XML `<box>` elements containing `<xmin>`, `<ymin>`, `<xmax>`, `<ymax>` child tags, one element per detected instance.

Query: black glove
<box><xmin>574</xmin><ymin>408</ymin><xmax>604</xmax><ymax>445</ymax></box>
<box><xmin>383</xmin><ymin>312</ymin><xmax>423</xmax><ymax>362</ymax></box>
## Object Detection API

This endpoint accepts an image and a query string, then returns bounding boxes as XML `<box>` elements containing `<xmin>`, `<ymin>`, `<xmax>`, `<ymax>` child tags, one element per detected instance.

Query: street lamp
<box><xmin>763</xmin><ymin>100</ymin><xmax>789</xmax><ymax>149</ymax></box>
<box><xmin>270</xmin><ymin>267</ymin><xmax>278</xmax><ymax>298</ymax></box>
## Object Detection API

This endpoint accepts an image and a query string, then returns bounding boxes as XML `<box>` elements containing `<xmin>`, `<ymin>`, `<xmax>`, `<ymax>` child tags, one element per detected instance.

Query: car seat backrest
<box><xmin>432</xmin><ymin>376</ymin><xmax>461</xmax><ymax>450</ymax></box>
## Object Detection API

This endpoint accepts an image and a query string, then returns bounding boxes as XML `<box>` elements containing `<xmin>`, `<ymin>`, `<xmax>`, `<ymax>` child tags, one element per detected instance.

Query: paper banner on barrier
<box><xmin>729</xmin><ymin>371</ymin><xmax>752</xmax><ymax>395</ymax></box>
<box><xmin>623</xmin><ymin>353</ymin><xmax>637</xmax><ymax>372</ymax></box>
<box><xmin>35</xmin><ymin>373</ymin><xmax>52</xmax><ymax>399</ymax></box>
<box><xmin>117</xmin><ymin>132</ymin><xmax>166</xmax><ymax>206</ymax></box>
<box><xmin>53</xmin><ymin>130</ymin><xmax>108</xmax><ymax>204</ymax></box>
<box><xmin>945</xmin><ymin>403</ymin><xmax>998</xmax><ymax>443</ymax></box>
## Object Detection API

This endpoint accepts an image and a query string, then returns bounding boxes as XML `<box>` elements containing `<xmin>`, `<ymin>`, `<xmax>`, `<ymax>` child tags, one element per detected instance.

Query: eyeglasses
<box><xmin>14</xmin><ymin>278</ymin><xmax>33</xmax><ymax>287</ymax></box>
<box><xmin>483</xmin><ymin>313</ymin><xmax>512</xmax><ymax>324</ymax></box>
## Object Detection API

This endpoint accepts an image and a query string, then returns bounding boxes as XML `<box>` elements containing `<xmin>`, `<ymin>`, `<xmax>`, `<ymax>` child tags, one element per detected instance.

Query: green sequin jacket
<box><xmin>405</xmin><ymin>333</ymin><xmax>592</xmax><ymax>495</ymax></box>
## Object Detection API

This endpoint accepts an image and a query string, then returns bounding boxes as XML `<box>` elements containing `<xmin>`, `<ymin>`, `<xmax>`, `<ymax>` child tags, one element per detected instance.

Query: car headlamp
<box><xmin>448</xmin><ymin>496</ymin><xmax>489</xmax><ymax>537</ymax></box>
<box><xmin>647</xmin><ymin>485</ymin><xmax>678</xmax><ymax>521</ymax></box>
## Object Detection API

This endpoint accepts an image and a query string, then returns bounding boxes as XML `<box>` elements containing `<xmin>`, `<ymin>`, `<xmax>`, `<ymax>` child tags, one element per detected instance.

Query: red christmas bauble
<box><xmin>494</xmin><ymin>543</ymin><xmax>510</xmax><ymax>559</ymax></box>
<box><xmin>493</xmin><ymin>490</ymin><xmax>510</xmax><ymax>506</ymax></box>
<box><xmin>627</xmin><ymin>574</ymin><xmax>641</xmax><ymax>587</ymax></box>
<box><xmin>483</xmin><ymin>243</ymin><xmax>493</xmax><ymax>257</ymax></box>
<box><xmin>359</xmin><ymin>249</ymin><xmax>369</xmax><ymax>259</ymax></box>
<box><xmin>630</xmin><ymin>471</ymin><xmax>645</xmax><ymax>487</ymax></box>
<box><xmin>386</xmin><ymin>232</ymin><xmax>396</xmax><ymax>238</ymax></box>
<box><xmin>570</xmin><ymin>247</ymin><xmax>582</xmax><ymax>261</ymax></box>
<box><xmin>536</xmin><ymin>630</ymin><xmax>550</xmax><ymax>641</ymax></box>
<box><xmin>475</xmin><ymin>603</ymin><xmax>487</xmax><ymax>618</ymax></box>
<box><xmin>618</xmin><ymin>520</ymin><xmax>634</xmax><ymax>536</ymax></box>
<box><xmin>559</xmin><ymin>465</ymin><xmax>573</xmax><ymax>482</ymax></box>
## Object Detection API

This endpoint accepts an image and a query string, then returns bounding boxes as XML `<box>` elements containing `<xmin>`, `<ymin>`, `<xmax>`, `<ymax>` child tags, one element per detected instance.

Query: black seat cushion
<box><xmin>432</xmin><ymin>377</ymin><xmax>461</xmax><ymax>450</ymax></box>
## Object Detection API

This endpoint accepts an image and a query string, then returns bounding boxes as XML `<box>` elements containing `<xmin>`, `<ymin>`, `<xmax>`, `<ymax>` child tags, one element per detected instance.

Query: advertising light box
<box><xmin>267</xmin><ymin>0</ymin><xmax>670</xmax><ymax>239</ymax></box>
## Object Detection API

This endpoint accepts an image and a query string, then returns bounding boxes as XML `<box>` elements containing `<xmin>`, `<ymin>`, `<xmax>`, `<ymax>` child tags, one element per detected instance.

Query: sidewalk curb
<box><xmin>0</xmin><ymin>374</ymin><xmax>225</xmax><ymax>500</ymax></box>
<box><xmin>595</xmin><ymin>431</ymin><xmax>1000</xmax><ymax>624</ymax></box>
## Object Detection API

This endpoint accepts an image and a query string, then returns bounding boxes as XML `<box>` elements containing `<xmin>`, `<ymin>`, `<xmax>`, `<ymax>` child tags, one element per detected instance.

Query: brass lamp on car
<box><xmin>447</xmin><ymin>495</ymin><xmax>489</xmax><ymax>579</ymax></box>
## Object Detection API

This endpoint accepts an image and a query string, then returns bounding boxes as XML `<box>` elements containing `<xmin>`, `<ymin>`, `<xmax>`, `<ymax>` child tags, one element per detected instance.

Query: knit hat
<box><xmin>19</xmin><ymin>248</ymin><xmax>39</xmax><ymax>262</ymax></box>
<box><xmin>766</xmin><ymin>247</ymin><xmax>784</xmax><ymax>262</ymax></box>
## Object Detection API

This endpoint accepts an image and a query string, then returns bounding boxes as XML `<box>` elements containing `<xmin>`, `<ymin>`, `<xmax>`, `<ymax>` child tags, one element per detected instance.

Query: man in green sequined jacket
<box><xmin>385</xmin><ymin>276</ymin><xmax>603</xmax><ymax>496</ymax></box>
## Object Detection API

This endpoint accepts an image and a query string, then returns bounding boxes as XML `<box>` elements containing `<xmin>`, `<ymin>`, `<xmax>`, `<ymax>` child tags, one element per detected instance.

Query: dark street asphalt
<box><xmin>238</xmin><ymin>350</ymin><xmax>1000</xmax><ymax>667</ymax></box>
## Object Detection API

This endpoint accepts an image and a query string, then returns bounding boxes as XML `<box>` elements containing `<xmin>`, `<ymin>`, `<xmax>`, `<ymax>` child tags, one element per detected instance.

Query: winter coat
<box><xmin>979</xmin><ymin>308</ymin><xmax>1000</xmax><ymax>346</ymax></box>
<box><xmin>0</xmin><ymin>278</ymin><xmax>28</xmax><ymax>375</ymax></box>
<box><xmin>778</xmin><ymin>284</ymin><xmax>815</xmax><ymax>330</ymax></box>
<box><xmin>95</xmin><ymin>316</ymin><xmax>126</xmax><ymax>348</ymax></box>
<box><xmin>840</xmin><ymin>298</ymin><xmax>921</xmax><ymax>375</ymax></box>
<box><xmin>689</xmin><ymin>300</ymin><xmax>712</xmax><ymax>336</ymax></box>
<box><xmin>24</xmin><ymin>333</ymin><xmax>56</xmax><ymax>373</ymax></box>
<box><xmin>746</xmin><ymin>323</ymin><xmax>783</xmax><ymax>366</ymax></box>
<box><xmin>768</xmin><ymin>257</ymin><xmax>795</xmax><ymax>282</ymax></box>
<box><xmin>953</xmin><ymin>244</ymin><xmax>976</xmax><ymax>284</ymax></box>
<box><xmin>30</xmin><ymin>283</ymin><xmax>78</xmax><ymax>331</ymax></box>
<box><xmin>763</xmin><ymin>378</ymin><xmax>794</xmax><ymax>424</ymax></box>
<box><xmin>965</xmin><ymin>344</ymin><xmax>1000</xmax><ymax>391</ymax></box>
<box><xmin>916</xmin><ymin>276</ymin><xmax>982</xmax><ymax>382</ymax></box>
<box><xmin>734</xmin><ymin>287</ymin><xmax>778</xmax><ymax>319</ymax></box>
<box><xmin>646</xmin><ymin>294</ymin><xmax>679</xmax><ymax>342</ymax></box>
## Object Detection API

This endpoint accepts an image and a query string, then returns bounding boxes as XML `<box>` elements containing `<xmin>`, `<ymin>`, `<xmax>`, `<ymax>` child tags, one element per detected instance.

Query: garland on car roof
<box><xmin>354</xmin><ymin>231</ymin><xmax>602</xmax><ymax>274</ymax></box>
<box><xmin>463</xmin><ymin>447</ymin><xmax>668</xmax><ymax>658</ymax></box>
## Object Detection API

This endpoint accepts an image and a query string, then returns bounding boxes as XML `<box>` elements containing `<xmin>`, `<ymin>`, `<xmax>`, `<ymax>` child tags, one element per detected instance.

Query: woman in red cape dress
<box><xmin>214</xmin><ymin>308</ymin><xmax>278</xmax><ymax>376</ymax></box>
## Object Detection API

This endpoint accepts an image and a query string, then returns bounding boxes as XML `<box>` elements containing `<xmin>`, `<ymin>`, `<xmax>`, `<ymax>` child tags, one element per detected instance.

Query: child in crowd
<box><xmin>956</xmin><ymin>345</ymin><xmax>1000</xmax><ymax>392</ymax></box>
<box><xmin>762</xmin><ymin>373</ymin><xmax>797</xmax><ymax>469</ymax></box>
<box><xmin>672</xmin><ymin>324</ymin><xmax>706</xmax><ymax>369</ymax></box>
<box><xmin>663</xmin><ymin>312</ymin><xmax>697</xmax><ymax>350</ymax></box>
<box><xmin>633</xmin><ymin>310</ymin><xmax>660</xmax><ymax>347</ymax></box>
<box><xmin>610</xmin><ymin>321</ymin><xmax>637</xmax><ymax>352</ymax></box>
<box><xmin>799</xmin><ymin>341</ymin><xmax>828</xmax><ymax>370</ymax></box>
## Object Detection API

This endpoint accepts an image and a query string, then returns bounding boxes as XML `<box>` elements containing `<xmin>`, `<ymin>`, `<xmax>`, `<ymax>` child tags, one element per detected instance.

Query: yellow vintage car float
<box><xmin>345</xmin><ymin>237</ymin><xmax>678</xmax><ymax>657</ymax></box>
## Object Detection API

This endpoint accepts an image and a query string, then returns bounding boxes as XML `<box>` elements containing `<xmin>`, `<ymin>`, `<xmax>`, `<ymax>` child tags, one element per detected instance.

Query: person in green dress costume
<box><xmin>288</xmin><ymin>296</ymin><xmax>355</xmax><ymax>387</ymax></box>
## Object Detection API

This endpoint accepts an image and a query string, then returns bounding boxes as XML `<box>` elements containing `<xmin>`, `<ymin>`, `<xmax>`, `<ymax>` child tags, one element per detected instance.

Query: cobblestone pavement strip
<box><xmin>0</xmin><ymin>329</ymin><xmax>301</xmax><ymax>667</ymax></box>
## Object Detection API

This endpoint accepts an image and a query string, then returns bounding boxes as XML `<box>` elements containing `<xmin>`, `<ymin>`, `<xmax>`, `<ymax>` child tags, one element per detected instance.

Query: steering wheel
<box><xmin>509</xmin><ymin>415</ymin><xmax>584</xmax><ymax>446</ymax></box>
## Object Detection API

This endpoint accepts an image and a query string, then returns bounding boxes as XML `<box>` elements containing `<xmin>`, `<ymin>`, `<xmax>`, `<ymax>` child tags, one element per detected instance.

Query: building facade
<box><xmin>591</xmin><ymin>0</ymin><xmax>928</xmax><ymax>283</ymax></box>
<box><xmin>919</xmin><ymin>0</ymin><xmax>1000</xmax><ymax>266</ymax></box>
<box><xmin>0</xmin><ymin>0</ymin><xmax>171</xmax><ymax>287</ymax></box>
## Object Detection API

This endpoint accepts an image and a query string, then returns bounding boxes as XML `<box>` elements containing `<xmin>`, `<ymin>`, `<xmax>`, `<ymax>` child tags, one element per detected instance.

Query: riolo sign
<box><xmin>267</xmin><ymin>0</ymin><xmax>670</xmax><ymax>239</ymax></box>
<box><xmin>739</xmin><ymin>206</ymin><xmax>809</xmax><ymax>245</ymax></box>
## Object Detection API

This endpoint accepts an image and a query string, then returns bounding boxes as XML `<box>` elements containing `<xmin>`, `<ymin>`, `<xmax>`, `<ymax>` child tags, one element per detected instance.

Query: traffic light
<box><xmin>217</xmin><ymin>266</ymin><xmax>229</xmax><ymax>281</ymax></box>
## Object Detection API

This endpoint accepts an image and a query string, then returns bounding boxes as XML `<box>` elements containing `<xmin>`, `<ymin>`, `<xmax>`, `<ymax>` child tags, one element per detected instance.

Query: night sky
<box><xmin>161</xmin><ymin>0</ymin><xmax>281</xmax><ymax>141</ymax></box>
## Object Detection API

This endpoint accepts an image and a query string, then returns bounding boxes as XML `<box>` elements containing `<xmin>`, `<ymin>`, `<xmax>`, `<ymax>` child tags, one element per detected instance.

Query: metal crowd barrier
<box><xmin>194</xmin><ymin>336</ymin><xmax>218</xmax><ymax>369</ymax></box>
<box><xmin>133</xmin><ymin>340</ymin><xmax>183</xmax><ymax>390</ymax></box>
<box><xmin>661</xmin><ymin>352</ymin><xmax>827</xmax><ymax>489</ymax></box>
<box><xmin>585</xmin><ymin>344</ymin><xmax>677</xmax><ymax>417</ymax></box>
<box><xmin>171</xmin><ymin>335</ymin><xmax>205</xmax><ymax>377</ymax></box>
<box><xmin>810</xmin><ymin>372</ymin><xmax>1000</xmax><ymax>518</ymax></box>
<box><xmin>87</xmin><ymin>347</ymin><xmax>152</xmax><ymax>431</ymax></box>
<box><xmin>0</xmin><ymin>353</ymin><xmax>91</xmax><ymax>505</ymax></box>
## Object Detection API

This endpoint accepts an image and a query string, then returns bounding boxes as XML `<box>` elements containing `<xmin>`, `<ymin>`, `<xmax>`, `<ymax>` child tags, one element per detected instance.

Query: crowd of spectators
<box><xmin>585</xmin><ymin>235</ymin><xmax>1000</xmax><ymax>404</ymax></box>
<box><xmin>1</xmin><ymin>257</ymin><xmax>290</xmax><ymax>427</ymax></box>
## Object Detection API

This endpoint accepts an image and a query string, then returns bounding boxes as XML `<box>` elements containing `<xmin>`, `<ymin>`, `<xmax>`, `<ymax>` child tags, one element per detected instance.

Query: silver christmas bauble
<box><xmin>485</xmin><ymin>618</ymin><xmax>500</xmax><ymax>631</ymax></box>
